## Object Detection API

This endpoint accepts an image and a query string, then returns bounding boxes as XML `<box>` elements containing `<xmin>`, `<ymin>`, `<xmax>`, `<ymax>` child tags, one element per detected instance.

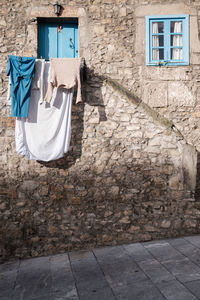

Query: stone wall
<box><xmin>0</xmin><ymin>0</ymin><xmax>200</xmax><ymax>261</ymax></box>
<box><xmin>135</xmin><ymin>2</ymin><xmax>200</xmax><ymax>151</ymax></box>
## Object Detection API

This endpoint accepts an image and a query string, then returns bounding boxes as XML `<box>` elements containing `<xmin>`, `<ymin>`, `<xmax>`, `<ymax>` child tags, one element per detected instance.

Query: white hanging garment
<box><xmin>32</xmin><ymin>59</ymin><xmax>45</xmax><ymax>104</ymax></box>
<box><xmin>15</xmin><ymin>63</ymin><xmax>73</xmax><ymax>161</ymax></box>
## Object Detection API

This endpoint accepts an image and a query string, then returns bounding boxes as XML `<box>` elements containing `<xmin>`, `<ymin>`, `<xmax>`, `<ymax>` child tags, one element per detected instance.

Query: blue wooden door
<box><xmin>39</xmin><ymin>22</ymin><xmax>79</xmax><ymax>60</ymax></box>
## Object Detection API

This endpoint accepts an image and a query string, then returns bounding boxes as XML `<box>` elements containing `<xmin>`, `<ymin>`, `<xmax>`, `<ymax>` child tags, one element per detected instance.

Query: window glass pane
<box><xmin>152</xmin><ymin>48</ymin><xmax>164</xmax><ymax>60</ymax></box>
<box><xmin>152</xmin><ymin>22</ymin><xmax>164</xmax><ymax>33</ymax></box>
<box><xmin>170</xmin><ymin>21</ymin><xmax>182</xmax><ymax>33</ymax></box>
<box><xmin>171</xmin><ymin>48</ymin><xmax>183</xmax><ymax>60</ymax></box>
<box><xmin>152</xmin><ymin>35</ymin><xmax>164</xmax><ymax>47</ymax></box>
<box><xmin>170</xmin><ymin>35</ymin><xmax>183</xmax><ymax>46</ymax></box>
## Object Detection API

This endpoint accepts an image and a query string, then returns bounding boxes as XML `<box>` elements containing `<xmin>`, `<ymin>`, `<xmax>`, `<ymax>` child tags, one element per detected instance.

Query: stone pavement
<box><xmin>2</xmin><ymin>236</ymin><xmax>200</xmax><ymax>299</ymax></box>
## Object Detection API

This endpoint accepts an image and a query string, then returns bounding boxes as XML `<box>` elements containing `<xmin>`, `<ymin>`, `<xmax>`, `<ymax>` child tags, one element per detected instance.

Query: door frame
<box><xmin>37</xmin><ymin>17</ymin><xmax>79</xmax><ymax>60</ymax></box>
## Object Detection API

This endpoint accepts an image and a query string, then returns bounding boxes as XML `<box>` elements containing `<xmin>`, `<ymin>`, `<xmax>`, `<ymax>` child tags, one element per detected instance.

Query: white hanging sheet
<box><xmin>15</xmin><ymin>62</ymin><xmax>73</xmax><ymax>161</ymax></box>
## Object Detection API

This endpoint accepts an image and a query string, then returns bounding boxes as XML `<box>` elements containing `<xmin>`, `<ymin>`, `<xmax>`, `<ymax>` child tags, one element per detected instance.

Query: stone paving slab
<box><xmin>184</xmin><ymin>280</ymin><xmax>200</xmax><ymax>299</ymax></box>
<box><xmin>137</xmin><ymin>259</ymin><xmax>175</xmax><ymax>283</ymax></box>
<box><xmin>0</xmin><ymin>260</ymin><xmax>20</xmax><ymax>299</ymax></box>
<box><xmin>185</xmin><ymin>236</ymin><xmax>200</xmax><ymax>248</ymax></box>
<box><xmin>156</xmin><ymin>280</ymin><xmax>197</xmax><ymax>300</ymax></box>
<box><xmin>50</xmin><ymin>254</ymin><xmax>78</xmax><ymax>300</ymax></box>
<box><xmin>162</xmin><ymin>257</ymin><xmax>200</xmax><ymax>283</ymax></box>
<box><xmin>168</xmin><ymin>237</ymin><xmax>200</xmax><ymax>266</ymax></box>
<box><xmin>123</xmin><ymin>243</ymin><xmax>153</xmax><ymax>262</ymax></box>
<box><xmin>1</xmin><ymin>235</ymin><xmax>200</xmax><ymax>299</ymax></box>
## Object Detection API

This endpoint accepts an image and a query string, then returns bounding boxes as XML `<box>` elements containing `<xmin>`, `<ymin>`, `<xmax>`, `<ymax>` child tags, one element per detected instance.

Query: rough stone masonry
<box><xmin>0</xmin><ymin>0</ymin><xmax>200</xmax><ymax>261</ymax></box>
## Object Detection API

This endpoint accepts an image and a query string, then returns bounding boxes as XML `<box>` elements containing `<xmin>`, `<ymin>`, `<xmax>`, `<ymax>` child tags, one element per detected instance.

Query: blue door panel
<box><xmin>39</xmin><ymin>22</ymin><xmax>78</xmax><ymax>60</ymax></box>
<box><xmin>48</xmin><ymin>25</ymin><xmax>58</xmax><ymax>59</ymax></box>
<box><xmin>58</xmin><ymin>25</ymin><xmax>76</xmax><ymax>58</ymax></box>
<box><xmin>75</xmin><ymin>27</ymin><xmax>79</xmax><ymax>58</ymax></box>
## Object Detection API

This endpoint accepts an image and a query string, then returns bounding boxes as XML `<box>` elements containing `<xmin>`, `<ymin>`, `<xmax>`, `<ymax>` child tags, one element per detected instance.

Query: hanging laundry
<box><xmin>15</xmin><ymin>63</ymin><xmax>73</xmax><ymax>162</ymax></box>
<box><xmin>7</xmin><ymin>55</ymin><xmax>35</xmax><ymax>118</ymax></box>
<box><xmin>7</xmin><ymin>59</ymin><xmax>45</xmax><ymax>105</ymax></box>
<box><xmin>44</xmin><ymin>58</ymin><xmax>82</xmax><ymax>104</ymax></box>
<box><xmin>31</xmin><ymin>59</ymin><xmax>45</xmax><ymax>104</ymax></box>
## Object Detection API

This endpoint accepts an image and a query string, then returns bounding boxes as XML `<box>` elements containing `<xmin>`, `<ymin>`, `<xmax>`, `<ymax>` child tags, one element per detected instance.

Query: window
<box><xmin>146</xmin><ymin>15</ymin><xmax>189</xmax><ymax>66</ymax></box>
<box><xmin>38</xmin><ymin>18</ymin><xmax>79</xmax><ymax>60</ymax></box>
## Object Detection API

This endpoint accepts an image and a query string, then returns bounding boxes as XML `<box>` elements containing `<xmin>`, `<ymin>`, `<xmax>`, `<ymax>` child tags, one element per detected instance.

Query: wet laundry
<box><xmin>7</xmin><ymin>55</ymin><xmax>35</xmax><ymax>118</ymax></box>
<box><xmin>44</xmin><ymin>57</ymin><xmax>82</xmax><ymax>104</ymax></box>
<box><xmin>15</xmin><ymin>62</ymin><xmax>74</xmax><ymax>161</ymax></box>
<box><xmin>31</xmin><ymin>59</ymin><xmax>45</xmax><ymax>104</ymax></box>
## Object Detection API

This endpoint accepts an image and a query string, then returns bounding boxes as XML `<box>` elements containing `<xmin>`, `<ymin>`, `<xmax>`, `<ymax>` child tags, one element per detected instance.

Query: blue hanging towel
<box><xmin>7</xmin><ymin>55</ymin><xmax>35</xmax><ymax>118</ymax></box>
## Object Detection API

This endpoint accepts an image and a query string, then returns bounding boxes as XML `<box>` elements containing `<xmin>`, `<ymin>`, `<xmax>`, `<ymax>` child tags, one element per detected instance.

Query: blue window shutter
<box><xmin>146</xmin><ymin>15</ymin><xmax>189</xmax><ymax>66</ymax></box>
<box><xmin>39</xmin><ymin>21</ymin><xmax>79</xmax><ymax>60</ymax></box>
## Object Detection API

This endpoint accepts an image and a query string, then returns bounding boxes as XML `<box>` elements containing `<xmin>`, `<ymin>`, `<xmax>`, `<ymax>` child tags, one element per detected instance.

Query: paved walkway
<box><xmin>2</xmin><ymin>236</ymin><xmax>200</xmax><ymax>299</ymax></box>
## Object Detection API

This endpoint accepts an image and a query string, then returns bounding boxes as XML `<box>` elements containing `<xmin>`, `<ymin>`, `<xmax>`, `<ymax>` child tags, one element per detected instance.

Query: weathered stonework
<box><xmin>135</xmin><ymin>1</ymin><xmax>200</xmax><ymax>152</ymax></box>
<box><xmin>1</xmin><ymin>0</ymin><xmax>200</xmax><ymax>262</ymax></box>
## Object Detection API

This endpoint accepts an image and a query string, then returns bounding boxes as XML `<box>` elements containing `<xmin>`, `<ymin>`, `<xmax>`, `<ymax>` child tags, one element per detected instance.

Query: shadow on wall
<box><xmin>0</xmin><ymin>157</ymin><xmax>195</xmax><ymax>262</ymax></box>
<box><xmin>195</xmin><ymin>152</ymin><xmax>200</xmax><ymax>201</ymax></box>
<box><xmin>39</xmin><ymin>68</ymin><xmax>107</xmax><ymax>169</ymax></box>
<box><xmin>1</xmin><ymin>70</ymin><xmax>199</xmax><ymax>261</ymax></box>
